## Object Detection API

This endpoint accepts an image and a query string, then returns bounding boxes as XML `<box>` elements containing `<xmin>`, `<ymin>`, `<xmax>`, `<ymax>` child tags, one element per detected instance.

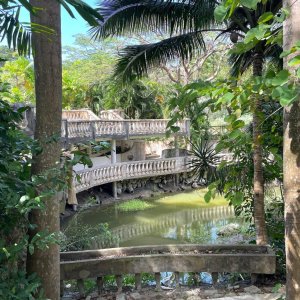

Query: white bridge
<box><xmin>74</xmin><ymin>156</ymin><xmax>190</xmax><ymax>193</ymax></box>
<box><xmin>61</xmin><ymin>109</ymin><xmax>190</xmax><ymax>144</ymax></box>
<box><xmin>19</xmin><ymin>108</ymin><xmax>230</xmax><ymax>198</ymax></box>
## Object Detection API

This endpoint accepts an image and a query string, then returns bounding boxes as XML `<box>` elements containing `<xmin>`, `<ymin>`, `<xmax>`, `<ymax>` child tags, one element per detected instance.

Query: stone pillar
<box><xmin>134</xmin><ymin>140</ymin><xmax>146</xmax><ymax>161</ymax></box>
<box><xmin>175</xmin><ymin>135</ymin><xmax>179</xmax><ymax>157</ymax></box>
<box><xmin>175</xmin><ymin>135</ymin><xmax>179</xmax><ymax>185</ymax></box>
<box><xmin>111</xmin><ymin>139</ymin><xmax>118</xmax><ymax>199</ymax></box>
<box><xmin>67</xmin><ymin>163</ymin><xmax>78</xmax><ymax>211</ymax></box>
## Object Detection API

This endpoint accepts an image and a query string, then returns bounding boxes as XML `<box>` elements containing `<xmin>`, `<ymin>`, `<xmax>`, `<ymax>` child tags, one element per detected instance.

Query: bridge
<box><xmin>74</xmin><ymin>156</ymin><xmax>190</xmax><ymax>193</ymax></box>
<box><xmin>24</xmin><ymin>108</ymin><xmax>227</xmax><ymax>145</ymax></box>
<box><xmin>21</xmin><ymin>108</ymin><xmax>232</xmax><ymax>199</ymax></box>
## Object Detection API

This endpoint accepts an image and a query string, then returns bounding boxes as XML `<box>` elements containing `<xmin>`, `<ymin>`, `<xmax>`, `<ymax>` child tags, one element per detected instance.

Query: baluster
<box><xmin>251</xmin><ymin>273</ymin><xmax>258</xmax><ymax>284</ymax></box>
<box><xmin>155</xmin><ymin>273</ymin><xmax>161</xmax><ymax>291</ymax></box>
<box><xmin>60</xmin><ymin>280</ymin><xmax>64</xmax><ymax>297</ymax></box>
<box><xmin>135</xmin><ymin>273</ymin><xmax>142</xmax><ymax>291</ymax></box>
<box><xmin>97</xmin><ymin>276</ymin><xmax>104</xmax><ymax>295</ymax></box>
<box><xmin>212</xmin><ymin>272</ymin><xmax>218</xmax><ymax>285</ymax></box>
<box><xmin>77</xmin><ymin>279</ymin><xmax>85</xmax><ymax>298</ymax></box>
<box><xmin>116</xmin><ymin>274</ymin><xmax>123</xmax><ymax>293</ymax></box>
<box><xmin>142</xmin><ymin>163</ymin><xmax>146</xmax><ymax>175</ymax></box>
<box><xmin>174</xmin><ymin>272</ymin><xmax>180</xmax><ymax>288</ymax></box>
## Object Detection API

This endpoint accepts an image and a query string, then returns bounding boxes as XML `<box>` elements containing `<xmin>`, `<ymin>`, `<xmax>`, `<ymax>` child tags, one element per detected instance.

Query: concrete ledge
<box><xmin>60</xmin><ymin>244</ymin><xmax>276</xmax><ymax>280</ymax></box>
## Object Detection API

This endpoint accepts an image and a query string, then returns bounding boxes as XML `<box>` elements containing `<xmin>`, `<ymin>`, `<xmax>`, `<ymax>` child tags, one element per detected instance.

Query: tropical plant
<box><xmin>92</xmin><ymin>0</ymin><xmax>284</xmax><ymax>245</ymax></box>
<box><xmin>0</xmin><ymin>56</ymin><xmax>34</xmax><ymax>103</ymax></box>
<box><xmin>0</xmin><ymin>0</ymin><xmax>102</xmax><ymax>55</ymax></box>
<box><xmin>188</xmin><ymin>139</ymin><xmax>221</xmax><ymax>185</ymax></box>
<box><xmin>104</xmin><ymin>79</ymin><xmax>165</xmax><ymax>119</ymax></box>
<box><xmin>0</xmin><ymin>100</ymin><xmax>45</xmax><ymax>299</ymax></box>
<box><xmin>92</xmin><ymin>0</ymin><xmax>282</xmax><ymax>82</ymax></box>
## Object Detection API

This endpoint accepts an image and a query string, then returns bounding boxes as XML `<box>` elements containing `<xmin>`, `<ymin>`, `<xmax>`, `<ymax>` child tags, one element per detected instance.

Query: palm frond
<box><xmin>91</xmin><ymin>0</ymin><xmax>216</xmax><ymax>39</ymax></box>
<box><xmin>0</xmin><ymin>6</ymin><xmax>32</xmax><ymax>55</ymax></box>
<box><xmin>229</xmin><ymin>40</ymin><xmax>283</xmax><ymax>77</ymax></box>
<box><xmin>114</xmin><ymin>31</ymin><xmax>206</xmax><ymax>82</ymax></box>
<box><xmin>61</xmin><ymin>0</ymin><xmax>103</xmax><ymax>25</ymax></box>
<box><xmin>228</xmin><ymin>51</ymin><xmax>254</xmax><ymax>77</ymax></box>
<box><xmin>263</xmin><ymin>43</ymin><xmax>283</xmax><ymax>71</ymax></box>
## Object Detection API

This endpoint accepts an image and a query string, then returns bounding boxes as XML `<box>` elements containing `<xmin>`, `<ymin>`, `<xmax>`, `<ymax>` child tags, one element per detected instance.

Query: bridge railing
<box><xmin>62</xmin><ymin>109</ymin><xmax>99</xmax><ymax>121</ymax></box>
<box><xmin>60</xmin><ymin>245</ymin><xmax>276</xmax><ymax>298</ymax></box>
<box><xmin>74</xmin><ymin>156</ymin><xmax>190</xmax><ymax>193</ymax></box>
<box><xmin>62</xmin><ymin>119</ymin><xmax>190</xmax><ymax>143</ymax></box>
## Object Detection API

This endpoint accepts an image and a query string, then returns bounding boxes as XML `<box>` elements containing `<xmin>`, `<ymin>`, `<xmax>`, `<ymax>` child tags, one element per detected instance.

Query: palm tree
<box><xmin>0</xmin><ymin>1</ymin><xmax>103</xmax><ymax>299</ymax></box>
<box><xmin>0</xmin><ymin>0</ymin><xmax>102</xmax><ymax>55</ymax></box>
<box><xmin>282</xmin><ymin>0</ymin><xmax>300</xmax><ymax>297</ymax></box>
<box><xmin>92</xmin><ymin>0</ymin><xmax>282</xmax><ymax>245</ymax></box>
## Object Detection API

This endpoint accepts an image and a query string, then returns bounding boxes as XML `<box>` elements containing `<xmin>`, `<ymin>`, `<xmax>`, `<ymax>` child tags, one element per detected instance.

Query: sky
<box><xmin>13</xmin><ymin>0</ymin><xmax>99</xmax><ymax>48</ymax></box>
<box><xmin>61</xmin><ymin>0</ymin><xmax>98</xmax><ymax>46</ymax></box>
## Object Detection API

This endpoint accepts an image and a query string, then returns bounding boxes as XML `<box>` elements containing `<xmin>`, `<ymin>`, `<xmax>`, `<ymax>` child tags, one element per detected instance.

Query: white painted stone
<box><xmin>244</xmin><ymin>285</ymin><xmax>262</xmax><ymax>294</ymax></box>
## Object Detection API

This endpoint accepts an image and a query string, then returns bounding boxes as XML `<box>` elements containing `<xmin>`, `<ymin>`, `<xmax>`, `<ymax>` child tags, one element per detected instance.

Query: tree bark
<box><xmin>283</xmin><ymin>0</ymin><xmax>300</xmax><ymax>298</ymax></box>
<box><xmin>252</xmin><ymin>50</ymin><xmax>268</xmax><ymax>245</ymax></box>
<box><xmin>26</xmin><ymin>1</ymin><xmax>62</xmax><ymax>299</ymax></box>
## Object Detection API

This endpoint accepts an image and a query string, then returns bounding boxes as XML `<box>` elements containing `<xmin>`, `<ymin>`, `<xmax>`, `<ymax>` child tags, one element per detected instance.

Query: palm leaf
<box><xmin>229</xmin><ymin>41</ymin><xmax>282</xmax><ymax>77</ymax></box>
<box><xmin>0</xmin><ymin>1</ymin><xmax>102</xmax><ymax>55</ymax></box>
<box><xmin>114</xmin><ymin>31</ymin><xmax>206</xmax><ymax>82</ymax></box>
<box><xmin>61</xmin><ymin>0</ymin><xmax>103</xmax><ymax>25</ymax></box>
<box><xmin>91</xmin><ymin>0</ymin><xmax>216</xmax><ymax>39</ymax></box>
<box><xmin>0</xmin><ymin>6</ymin><xmax>33</xmax><ymax>55</ymax></box>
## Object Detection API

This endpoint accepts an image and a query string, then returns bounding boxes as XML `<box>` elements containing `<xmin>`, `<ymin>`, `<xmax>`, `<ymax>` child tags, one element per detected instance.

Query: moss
<box><xmin>117</xmin><ymin>199</ymin><xmax>156</xmax><ymax>212</ymax></box>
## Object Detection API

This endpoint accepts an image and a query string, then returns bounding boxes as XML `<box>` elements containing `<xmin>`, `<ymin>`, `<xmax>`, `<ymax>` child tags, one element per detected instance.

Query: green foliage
<box><xmin>61</xmin><ymin>220</ymin><xmax>119</xmax><ymax>251</ymax></box>
<box><xmin>0</xmin><ymin>100</ymin><xmax>43</xmax><ymax>298</ymax></box>
<box><xmin>0</xmin><ymin>56</ymin><xmax>34</xmax><ymax>103</ymax></box>
<box><xmin>0</xmin><ymin>99</ymin><xmax>94</xmax><ymax>298</ymax></box>
<box><xmin>265</xmin><ymin>188</ymin><xmax>285</xmax><ymax>276</ymax></box>
<box><xmin>168</xmin><ymin>72</ymin><xmax>283</xmax><ymax>218</ymax></box>
<box><xmin>104</xmin><ymin>79</ymin><xmax>165</xmax><ymax>119</ymax></box>
<box><xmin>188</xmin><ymin>139</ymin><xmax>223</xmax><ymax>189</ymax></box>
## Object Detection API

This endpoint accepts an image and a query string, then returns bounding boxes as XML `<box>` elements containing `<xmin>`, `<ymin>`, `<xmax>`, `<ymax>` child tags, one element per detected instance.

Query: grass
<box><xmin>155</xmin><ymin>188</ymin><xmax>228</xmax><ymax>208</ymax></box>
<box><xmin>116</xmin><ymin>199</ymin><xmax>156</xmax><ymax>212</ymax></box>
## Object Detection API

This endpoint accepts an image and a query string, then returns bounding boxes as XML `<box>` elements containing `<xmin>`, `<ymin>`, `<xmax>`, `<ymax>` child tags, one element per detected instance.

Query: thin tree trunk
<box><xmin>26</xmin><ymin>1</ymin><xmax>62</xmax><ymax>299</ymax></box>
<box><xmin>283</xmin><ymin>0</ymin><xmax>300</xmax><ymax>298</ymax></box>
<box><xmin>252</xmin><ymin>50</ymin><xmax>268</xmax><ymax>245</ymax></box>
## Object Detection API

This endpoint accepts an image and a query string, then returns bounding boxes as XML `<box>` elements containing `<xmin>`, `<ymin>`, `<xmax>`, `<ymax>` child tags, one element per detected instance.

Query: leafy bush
<box><xmin>0</xmin><ymin>100</ymin><xmax>43</xmax><ymax>299</ymax></box>
<box><xmin>61</xmin><ymin>220</ymin><xmax>119</xmax><ymax>251</ymax></box>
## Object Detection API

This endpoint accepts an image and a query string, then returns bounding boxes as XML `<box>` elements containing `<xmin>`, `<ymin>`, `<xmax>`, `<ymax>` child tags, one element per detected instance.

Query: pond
<box><xmin>62</xmin><ymin>189</ymin><xmax>247</xmax><ymax>250</ymax></box>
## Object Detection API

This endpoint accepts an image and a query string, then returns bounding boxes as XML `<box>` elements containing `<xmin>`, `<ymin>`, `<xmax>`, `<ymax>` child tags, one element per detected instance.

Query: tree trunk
<box><xmin>252</xmin><ymin>50</ymin><xmax>268</xmax><ymax>245</ymax></box>
<box><xmin>26</xmin><ymin>1</ymin><xmax>62</xmax><ymax>299</ymax></box>
<box><xmin>283</xmin><ymin>0</ymin><xmax>300</xmax><ymax>298</ymax></box>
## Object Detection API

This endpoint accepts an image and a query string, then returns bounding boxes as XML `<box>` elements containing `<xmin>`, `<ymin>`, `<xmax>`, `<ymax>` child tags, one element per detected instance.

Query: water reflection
<box><xmin>69</xmin><ymin>190</ymin><xmax>242</xmax><ymax>249</ymax></box>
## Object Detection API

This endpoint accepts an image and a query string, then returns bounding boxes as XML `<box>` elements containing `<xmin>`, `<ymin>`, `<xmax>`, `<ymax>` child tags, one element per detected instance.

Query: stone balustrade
<box><xmin>60</xmin><ymin>245</ymin><xmax>276</xmax><ymax>298</ymax></box>
<box><xmin>99</xmin><ymin>109</ymin><xmax>125</xmax><ymax>120</ymax></box>
<box><xmin>62</xmin><ymin>109</ymin><xmax>99</xmax><ymax>121</ymax></box>
<box><xmin>62</xmin><ymin>118</ymin><xmax>190</xmax><ymax>143</ymax></box>
<box><xmin>74</xmin><ymin>157</ymin><xmax>189</xmax><ymax>193</ymax></box>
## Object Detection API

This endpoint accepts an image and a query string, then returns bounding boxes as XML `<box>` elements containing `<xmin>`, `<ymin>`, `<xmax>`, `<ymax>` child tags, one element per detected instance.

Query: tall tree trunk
<box><xmin>283</xmin><ymin>0</ymin><xmax>300</xmax><ymax>298</ymax></box>
<box><xmin>252</xmin><ymin>50</ymin><xmax>268</xmax><ymax>245</ymax></box>
<box><xmin>26</xmin><ymin>1</ymin><xmax>62</xmax><ymax>299</ymax></box>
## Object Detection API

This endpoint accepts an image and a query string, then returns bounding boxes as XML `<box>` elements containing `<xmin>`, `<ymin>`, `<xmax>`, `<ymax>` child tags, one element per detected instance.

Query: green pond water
<box><xmin>64</xmin><ymin>189</ymin><xmax>245</xmax><ymax>249</ymax></box>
